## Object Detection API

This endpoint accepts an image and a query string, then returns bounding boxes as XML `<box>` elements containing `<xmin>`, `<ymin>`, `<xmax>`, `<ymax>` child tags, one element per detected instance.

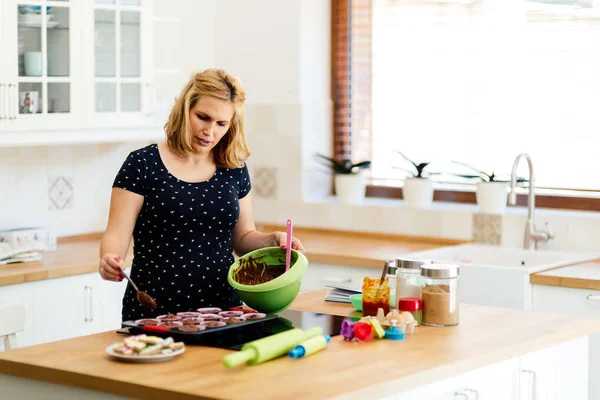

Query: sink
<box><xmin>405</xmin><ymin>243</ymin><xmax>600</xmax><ymax>273</ymax></box>
<box><xmin>404</xmin><ymin>244</ymin><xmax>600</xmax><ymax>310</ymax></box>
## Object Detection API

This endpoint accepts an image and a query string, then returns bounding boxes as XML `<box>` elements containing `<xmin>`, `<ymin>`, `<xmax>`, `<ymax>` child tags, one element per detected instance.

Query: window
<box><xmin>332</xmin><ymin>0</ymin><xmax>600</xmax><ymax>211</ymax></box>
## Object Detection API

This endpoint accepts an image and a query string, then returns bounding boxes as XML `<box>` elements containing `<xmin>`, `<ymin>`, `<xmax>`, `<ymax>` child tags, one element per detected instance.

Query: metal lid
<box><xmin>420</xmin><ymin>263</ymin><xmax>460</xmax><ymax>279</ymax></box>
<box><xmin>395</xmin><ymin>257</ymin><xmax>434</xmax><ymax>270</ymax></box>
<box><xmin>386</xmin><ymin>260</ymin><xmax>397</xmax><ymax>275</ymax></box>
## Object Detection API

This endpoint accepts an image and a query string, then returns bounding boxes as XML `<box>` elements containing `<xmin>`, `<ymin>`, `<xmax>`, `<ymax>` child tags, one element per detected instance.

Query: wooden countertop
<box><xmin>0</xmin><ymin>227</ymin><xmax>461</xmax><ymax>287</ymax></box>
<box><xmin>531</xmin><ymin>260</ymin><xmax>600</xmax><ymax>291</ymax></box>
<box><xmin>0</xmin><ymin>235</ymin><xmax>132</xmax><ymax>287</ymax></box>
<box><xmin>1</xmin><ymin>290</ymin><xmax>600</xmax><ymax>400</ymax></box>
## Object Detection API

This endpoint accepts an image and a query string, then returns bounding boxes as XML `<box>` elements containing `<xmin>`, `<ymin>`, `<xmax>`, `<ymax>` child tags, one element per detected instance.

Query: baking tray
<box><xmin>120</xmin><ymin>315</ymin><xmax>290</xmax><ymax>348</ymax></box>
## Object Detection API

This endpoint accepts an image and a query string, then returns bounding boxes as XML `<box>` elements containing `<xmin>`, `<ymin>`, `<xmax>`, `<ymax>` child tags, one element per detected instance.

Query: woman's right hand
<box><xmin>99</xmin><ymin>254</ymin><xmax>124</xmax><ymax>282</ymax></box>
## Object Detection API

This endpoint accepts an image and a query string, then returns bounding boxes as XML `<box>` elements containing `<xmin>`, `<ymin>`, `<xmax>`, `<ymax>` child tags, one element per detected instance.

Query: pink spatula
<box><xmin>285</xmin><ymin>219</ymin><xmax>293</xmax><ymax>271</ymax></box>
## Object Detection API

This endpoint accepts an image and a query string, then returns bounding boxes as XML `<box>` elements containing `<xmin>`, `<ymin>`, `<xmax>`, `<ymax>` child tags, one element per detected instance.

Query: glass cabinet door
<box><xmin>5</xmin><ymin>0</ymin><xmax>81</xmax><ymax>130</ymax></box>
<box><xmin>91</xmin><ymin>0</ymin><xmax>154</xmax><ymax>126</ymax></box>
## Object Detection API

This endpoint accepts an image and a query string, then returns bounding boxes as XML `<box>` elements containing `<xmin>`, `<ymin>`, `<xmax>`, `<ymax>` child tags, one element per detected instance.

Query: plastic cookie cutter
<box><xmin>384</xmin><ymin>319</ymin><xmax>405</xmax><ymax>341</ymax></box>
<box><xmin>341</xmin><ymin>319</ymin><xmax>356</xmax><ymax>341</ymax></box>
<box><xmin>353</xmin><ymin>321</ymin><xmax>374</xmax><ymax>342</ymax></box>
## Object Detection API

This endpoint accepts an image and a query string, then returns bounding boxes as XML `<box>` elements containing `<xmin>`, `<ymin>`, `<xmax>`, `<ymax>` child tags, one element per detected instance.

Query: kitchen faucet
<box><xmin>508</xmin><ymin>153</ymin><xmax>554</xmax><ymax>250</ymax></box>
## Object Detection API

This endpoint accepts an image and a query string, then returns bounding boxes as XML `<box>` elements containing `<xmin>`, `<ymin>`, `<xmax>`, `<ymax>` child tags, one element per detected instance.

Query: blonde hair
<box><xmin>164</xmin><ymin>69</ymin><xmax>250</xmax><ymax>168</ymax></box>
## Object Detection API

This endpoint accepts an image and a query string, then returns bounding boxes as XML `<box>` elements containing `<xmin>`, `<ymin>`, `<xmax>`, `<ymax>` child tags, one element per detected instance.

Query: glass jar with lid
<box><xmin>362</xmin><ymin>276</ymin><xmax>390</xmax><ymax>317</ymax></box>
<box><xmin>395</xmin><ymin>257</ymin><xmax>433</xmax><ymax>303</ymax></box>
<box><xmin>421</xmin><ymin>264</ymin><xmax>460</xmax><ymax>327</ymax></box>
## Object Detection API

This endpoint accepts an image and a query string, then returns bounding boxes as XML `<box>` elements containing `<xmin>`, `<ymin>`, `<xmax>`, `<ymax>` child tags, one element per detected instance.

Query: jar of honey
<box><xmin>362</xmin><ymin>276</ymin><xmax>390</xmax><ymax>317</ymax></box>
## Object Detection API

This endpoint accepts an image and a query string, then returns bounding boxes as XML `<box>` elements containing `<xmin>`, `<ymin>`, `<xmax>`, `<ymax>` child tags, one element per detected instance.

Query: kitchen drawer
<box><xmin>533</xmin><ymin>285</ymin><xmax>600</xmax><ymax>318</ymax></box>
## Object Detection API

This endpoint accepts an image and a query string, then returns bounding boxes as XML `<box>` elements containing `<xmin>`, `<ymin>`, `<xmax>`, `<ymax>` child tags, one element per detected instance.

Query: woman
<box><xmin>98</xmin><ymin>69</ymin><xmax>305</xmax><ymax>321</ymax></box>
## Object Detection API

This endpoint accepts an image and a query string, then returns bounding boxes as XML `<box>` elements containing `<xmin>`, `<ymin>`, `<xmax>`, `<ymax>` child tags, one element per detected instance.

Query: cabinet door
<box><xmin>29</xmin><ymin>273</ymin><xmax>125</xmax><ymax>345</ymax></box>
<box><xmin>82</xmin><ymin>0</ymin><xmax>157</xmax><ymax>128</ymax></box>
<box><xmin>93</xmin><ymin>273</ymin><xmax>126</xmax><ymax>333</ymax></box>
<box><xmin>30</xmin><ymin>275</ymin><xmax>87</xmax><ymax>345</ymax></box>
<box><xmin>0</xmin><ymin>283</ymin><xmax>34</xmax><ymax>349</ymax></box>
<box><xmin>3</xmin><ymin>0</ymin><xmax>83</xmax><ymax>131</ymax></box>
<box><xmin>519</xmin><ymin>336</ymin><xmax>588</xmax><ymax>400</ymax></box>
<box><xmin>397</xmin><ymin>358</ymin><xmax>519</xmax><ymax>400</ymax></box>
<box><xmin>533</xmin><ymin>285</ymin><xmax>600</xmax><ymax>399</ymax></box>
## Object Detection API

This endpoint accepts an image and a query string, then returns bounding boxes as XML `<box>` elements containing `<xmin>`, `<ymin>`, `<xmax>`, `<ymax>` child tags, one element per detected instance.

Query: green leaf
<box><xmin>451</xmin><ymin>173</ymin><xmax>486</xmax><ymax>180</ymax></box>
<box><xmin>351</xmin><ymin>161</ymin><xmax>371</xmax><ymax>170</ymax></box>
<box><xmin>395</xmin><ymin>151</ymin><xmax>419</xmax><ymax>170</ymax></box>
<box><xmin>450</xmin><ymin>161</ymin><xmax>492</xmax><ymax>181</ymax></box>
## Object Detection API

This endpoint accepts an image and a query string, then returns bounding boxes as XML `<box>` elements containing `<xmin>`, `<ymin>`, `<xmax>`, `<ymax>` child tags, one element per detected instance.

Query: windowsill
<box><xmin>305</xmin><ymin>194</ymin><xmax>600</xmax><ymax>219</ymax></box>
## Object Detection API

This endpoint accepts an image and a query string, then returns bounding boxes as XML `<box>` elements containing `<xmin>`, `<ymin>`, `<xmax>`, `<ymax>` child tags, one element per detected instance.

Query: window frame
<box><xmin>331</xmin><ymin>0</ymin><xmax>600</xmax><ymax>212</ymax></box>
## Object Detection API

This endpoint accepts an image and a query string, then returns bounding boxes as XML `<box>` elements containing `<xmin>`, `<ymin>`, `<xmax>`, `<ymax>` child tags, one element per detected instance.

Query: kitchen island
<box><xmin>1</xmin><ymin>290</ymin><xmax>599</xmax><ymax>400</ymax></box>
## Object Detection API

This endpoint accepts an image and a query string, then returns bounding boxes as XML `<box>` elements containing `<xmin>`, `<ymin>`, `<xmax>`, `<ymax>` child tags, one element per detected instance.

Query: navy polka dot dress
<box><xmin>112</xmin><ymin>144</ymin><xmax>251</xmax><ymax>321</ymax></box>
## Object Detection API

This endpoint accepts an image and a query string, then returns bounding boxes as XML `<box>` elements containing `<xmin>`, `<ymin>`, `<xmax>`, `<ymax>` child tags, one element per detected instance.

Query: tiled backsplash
<box><xmin>252</xmin><ymin>196</ymin><xmax>600</xmax><ymax>253</ymax></box>
<box><xmin>472</xmin><ymin>213</ymin><xmax>502</xmax><ymax>245</ymax></box>
<box><xmin>0</xmin><ymin>142</ymin><xmax>149</xmax><ymax>237</ymax></box>
<box><xmin>47</xmin><ymin>176</ymin><xmax>74</xmax><ymax>211</ymax></box>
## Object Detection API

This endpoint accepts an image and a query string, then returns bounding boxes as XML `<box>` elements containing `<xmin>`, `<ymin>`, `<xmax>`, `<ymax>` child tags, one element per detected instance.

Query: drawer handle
<box><xmin>321</xmin><ymin>276</ymin><xmax>352</xmax><ymax>283</ymax></box>
<box><xmin>84</xmin><ymin>286</ymin><xmax>93</xmax><ymax>322</ymax></box>
<box><xmin>454</xmin><ymin>389</ymin><xmax>478</xmax><ymax>399</ymax></box>
<box><xmin>522</xmin><ymin>370</ymin><xmax>537</xmax><ymax>400</ymax></box>
<box><xmin>587</xmin><ymin>295</ymin><xmax>600</xmax><ymax>301</ymax></box>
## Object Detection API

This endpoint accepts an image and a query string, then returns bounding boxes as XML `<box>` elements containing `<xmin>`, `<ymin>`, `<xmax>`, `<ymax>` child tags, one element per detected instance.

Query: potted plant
<box><xmin>394</xmin><ymin>151</ymin><xmax>437</xmax><ymax>209</ymax></box>
<box><xmin>315</xmin><ymin>154</ymin><xmax>371</xmax><ymax>205</ymax></box>
<box><xmin>450</xmin><ymin>162</ymin><xmax>526</xmax><ymax>214</ymax></box>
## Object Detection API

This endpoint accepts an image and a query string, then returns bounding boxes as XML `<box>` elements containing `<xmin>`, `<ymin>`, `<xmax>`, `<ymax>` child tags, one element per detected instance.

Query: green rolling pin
<box><xmin>222</xmin><ymin>326</ymin><xmax>323</xmax><ymax>368</ymax></box>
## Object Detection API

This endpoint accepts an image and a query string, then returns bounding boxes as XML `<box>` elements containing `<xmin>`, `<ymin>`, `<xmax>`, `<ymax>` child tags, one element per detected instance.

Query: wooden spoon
<box><xmin>120</xmin><ymin>269</ymin><xmax>157</xmax><ymax>311</ymax></box>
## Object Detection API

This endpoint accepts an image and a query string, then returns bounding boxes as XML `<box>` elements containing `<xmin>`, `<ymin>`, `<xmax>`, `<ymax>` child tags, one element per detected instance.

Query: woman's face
<box><xmin>189</xmin><ymin>96</ymin><xmax>234</xmax><ymax>155</ymax></box>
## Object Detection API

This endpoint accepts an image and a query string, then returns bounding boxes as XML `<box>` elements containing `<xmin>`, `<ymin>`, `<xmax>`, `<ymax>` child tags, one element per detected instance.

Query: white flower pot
<box><xmin>335</xmin><ymin>173</ymin><xmax>366</xmax><ymax>205</ymax></box>
<box><xmin>476</xmin><ymin>181</ymin><xmax>509</xmax><ymax>214</ymax></box>
<box><xmin>403</xmin><ymin>178</ymin><xmax>434</xmax><ymax>208</ymax></box>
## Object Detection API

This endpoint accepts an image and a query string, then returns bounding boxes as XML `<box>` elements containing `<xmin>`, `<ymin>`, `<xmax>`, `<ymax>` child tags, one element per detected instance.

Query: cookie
<box><xmin>196</xmin><ymin>307</ymin><xmax>222</xmax><ymax>314</ymax></box>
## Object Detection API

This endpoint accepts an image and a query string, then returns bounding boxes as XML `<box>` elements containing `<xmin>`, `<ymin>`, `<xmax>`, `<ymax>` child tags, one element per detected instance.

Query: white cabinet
<box><xmin>301</xmin><ymin>262</ymin><xmax>373</xmax><ymax>293</ymax></box>
<box><xmin>0</xmin><ymin>271</ymin><xmax>126</xmax><ymax>349</ymax></box>
<box><xmin>519</xmin><ymin>335</ymin><xmax>588</xmax><ymax>400</ymax></box>
<box><xmin>396</xmin><ymin>337</ymin><xmax>588</xmax><ymax>400</ymax></box>
<box><xmin>533</xmin><ymin>284</ymin><xmax>600</xmax><ymax>399</ymax></box>
<box><xmin>2</xmin><ymin>0</ymin><xmax>83</xmax><ymax>131</ymax></box>
<box><xmin>81</xmin><ymin>0</ymin><xmax>155</xmax><ymax>129</ymax></box>
<box><xmin>0</xmin><ymin>0</ymin><xmax>157</xmax><ymax>139</ymax></box>
<box><xmin>398</xmin><ymin>358</ymin><xmax>519</xmax><ymax>400</ymax></box>
<box><xmin>30</xmin><ymin>272</ymin><xmax>125</xmax><ymax>345</ymax></box>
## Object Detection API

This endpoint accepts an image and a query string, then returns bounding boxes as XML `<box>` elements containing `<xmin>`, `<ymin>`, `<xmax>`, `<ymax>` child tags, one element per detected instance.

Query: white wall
<box><xmin>1</xmin><ymin>0</ymin><xmax>599</xmax><ymax>252</ymax></box>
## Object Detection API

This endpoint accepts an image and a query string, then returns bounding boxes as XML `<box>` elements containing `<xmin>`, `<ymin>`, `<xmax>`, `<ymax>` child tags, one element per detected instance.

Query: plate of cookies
<box><xmin>106</xmin><ymin>334</ymin><xmax>185</xmax><ymax>363</ymax></box>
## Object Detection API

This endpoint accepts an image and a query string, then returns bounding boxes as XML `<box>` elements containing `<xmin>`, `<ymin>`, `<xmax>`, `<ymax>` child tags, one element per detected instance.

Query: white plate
<box><xmin>105</xmin><ymin>344</ymin><xmax>185</xmax><ymax>363</ymax></box>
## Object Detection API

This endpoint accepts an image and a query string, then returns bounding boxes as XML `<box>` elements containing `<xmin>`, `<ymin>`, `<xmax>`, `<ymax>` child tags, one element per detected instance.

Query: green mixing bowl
<box><xmin>349</xmin><ymin>293</ymin><xmax>362</xmax><ymax>311</ymax></box>
<box><xmin>228</xmin><ymin>247</ymin><xmax>308</xmax><ymax>314</ymax></box>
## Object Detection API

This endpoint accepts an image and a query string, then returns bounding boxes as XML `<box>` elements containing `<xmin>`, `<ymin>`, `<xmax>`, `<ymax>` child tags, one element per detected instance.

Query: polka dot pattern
<box><xmin>112</xmin><ymin>144</ymin><xmax>251</xmax><ymax>321</ymax></box>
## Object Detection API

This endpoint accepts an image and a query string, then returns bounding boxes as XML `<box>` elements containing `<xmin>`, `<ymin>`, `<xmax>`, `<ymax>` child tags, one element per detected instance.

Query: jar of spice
<box><xmin>421</xmin><ymin>264</ymin><xmax>459</xmax><ymax>326</ymax></box>
<box><xmin>397</xmin><ymin>297</ymin><xmax>422</xmax><ymax>325</ymax></box>
<box><xmin>395</xmin><ymin>258</ymin><xmax>433</xmax><ymax>301</ymax></box>
<box><xmin>362</xmin><ymin>276</ymin><xmax>390</xmax><ymax>317</ymax></box>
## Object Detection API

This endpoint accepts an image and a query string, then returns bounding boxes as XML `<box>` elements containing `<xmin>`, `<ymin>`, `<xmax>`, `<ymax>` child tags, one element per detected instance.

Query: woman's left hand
<box><xmin>272</xmin><ymin>231</ymin><xmax>305</xmax><ymax>252</ymax></box>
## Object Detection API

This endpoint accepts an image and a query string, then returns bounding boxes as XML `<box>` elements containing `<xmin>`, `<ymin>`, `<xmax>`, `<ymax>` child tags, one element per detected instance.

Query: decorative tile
<box><xmin>252</xmin><ymin>166</ymin><xmax>278</xmax><ymax>199</ymax></box>
<box><xmin>472</xmin><ymin>213</ymin><xmax>502</xmax><ymax>245</ymax></box>
<box><xmin>48</xmin><ymin>176</ymin><xmax>74</xmax><ymax>211</ymax></box>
